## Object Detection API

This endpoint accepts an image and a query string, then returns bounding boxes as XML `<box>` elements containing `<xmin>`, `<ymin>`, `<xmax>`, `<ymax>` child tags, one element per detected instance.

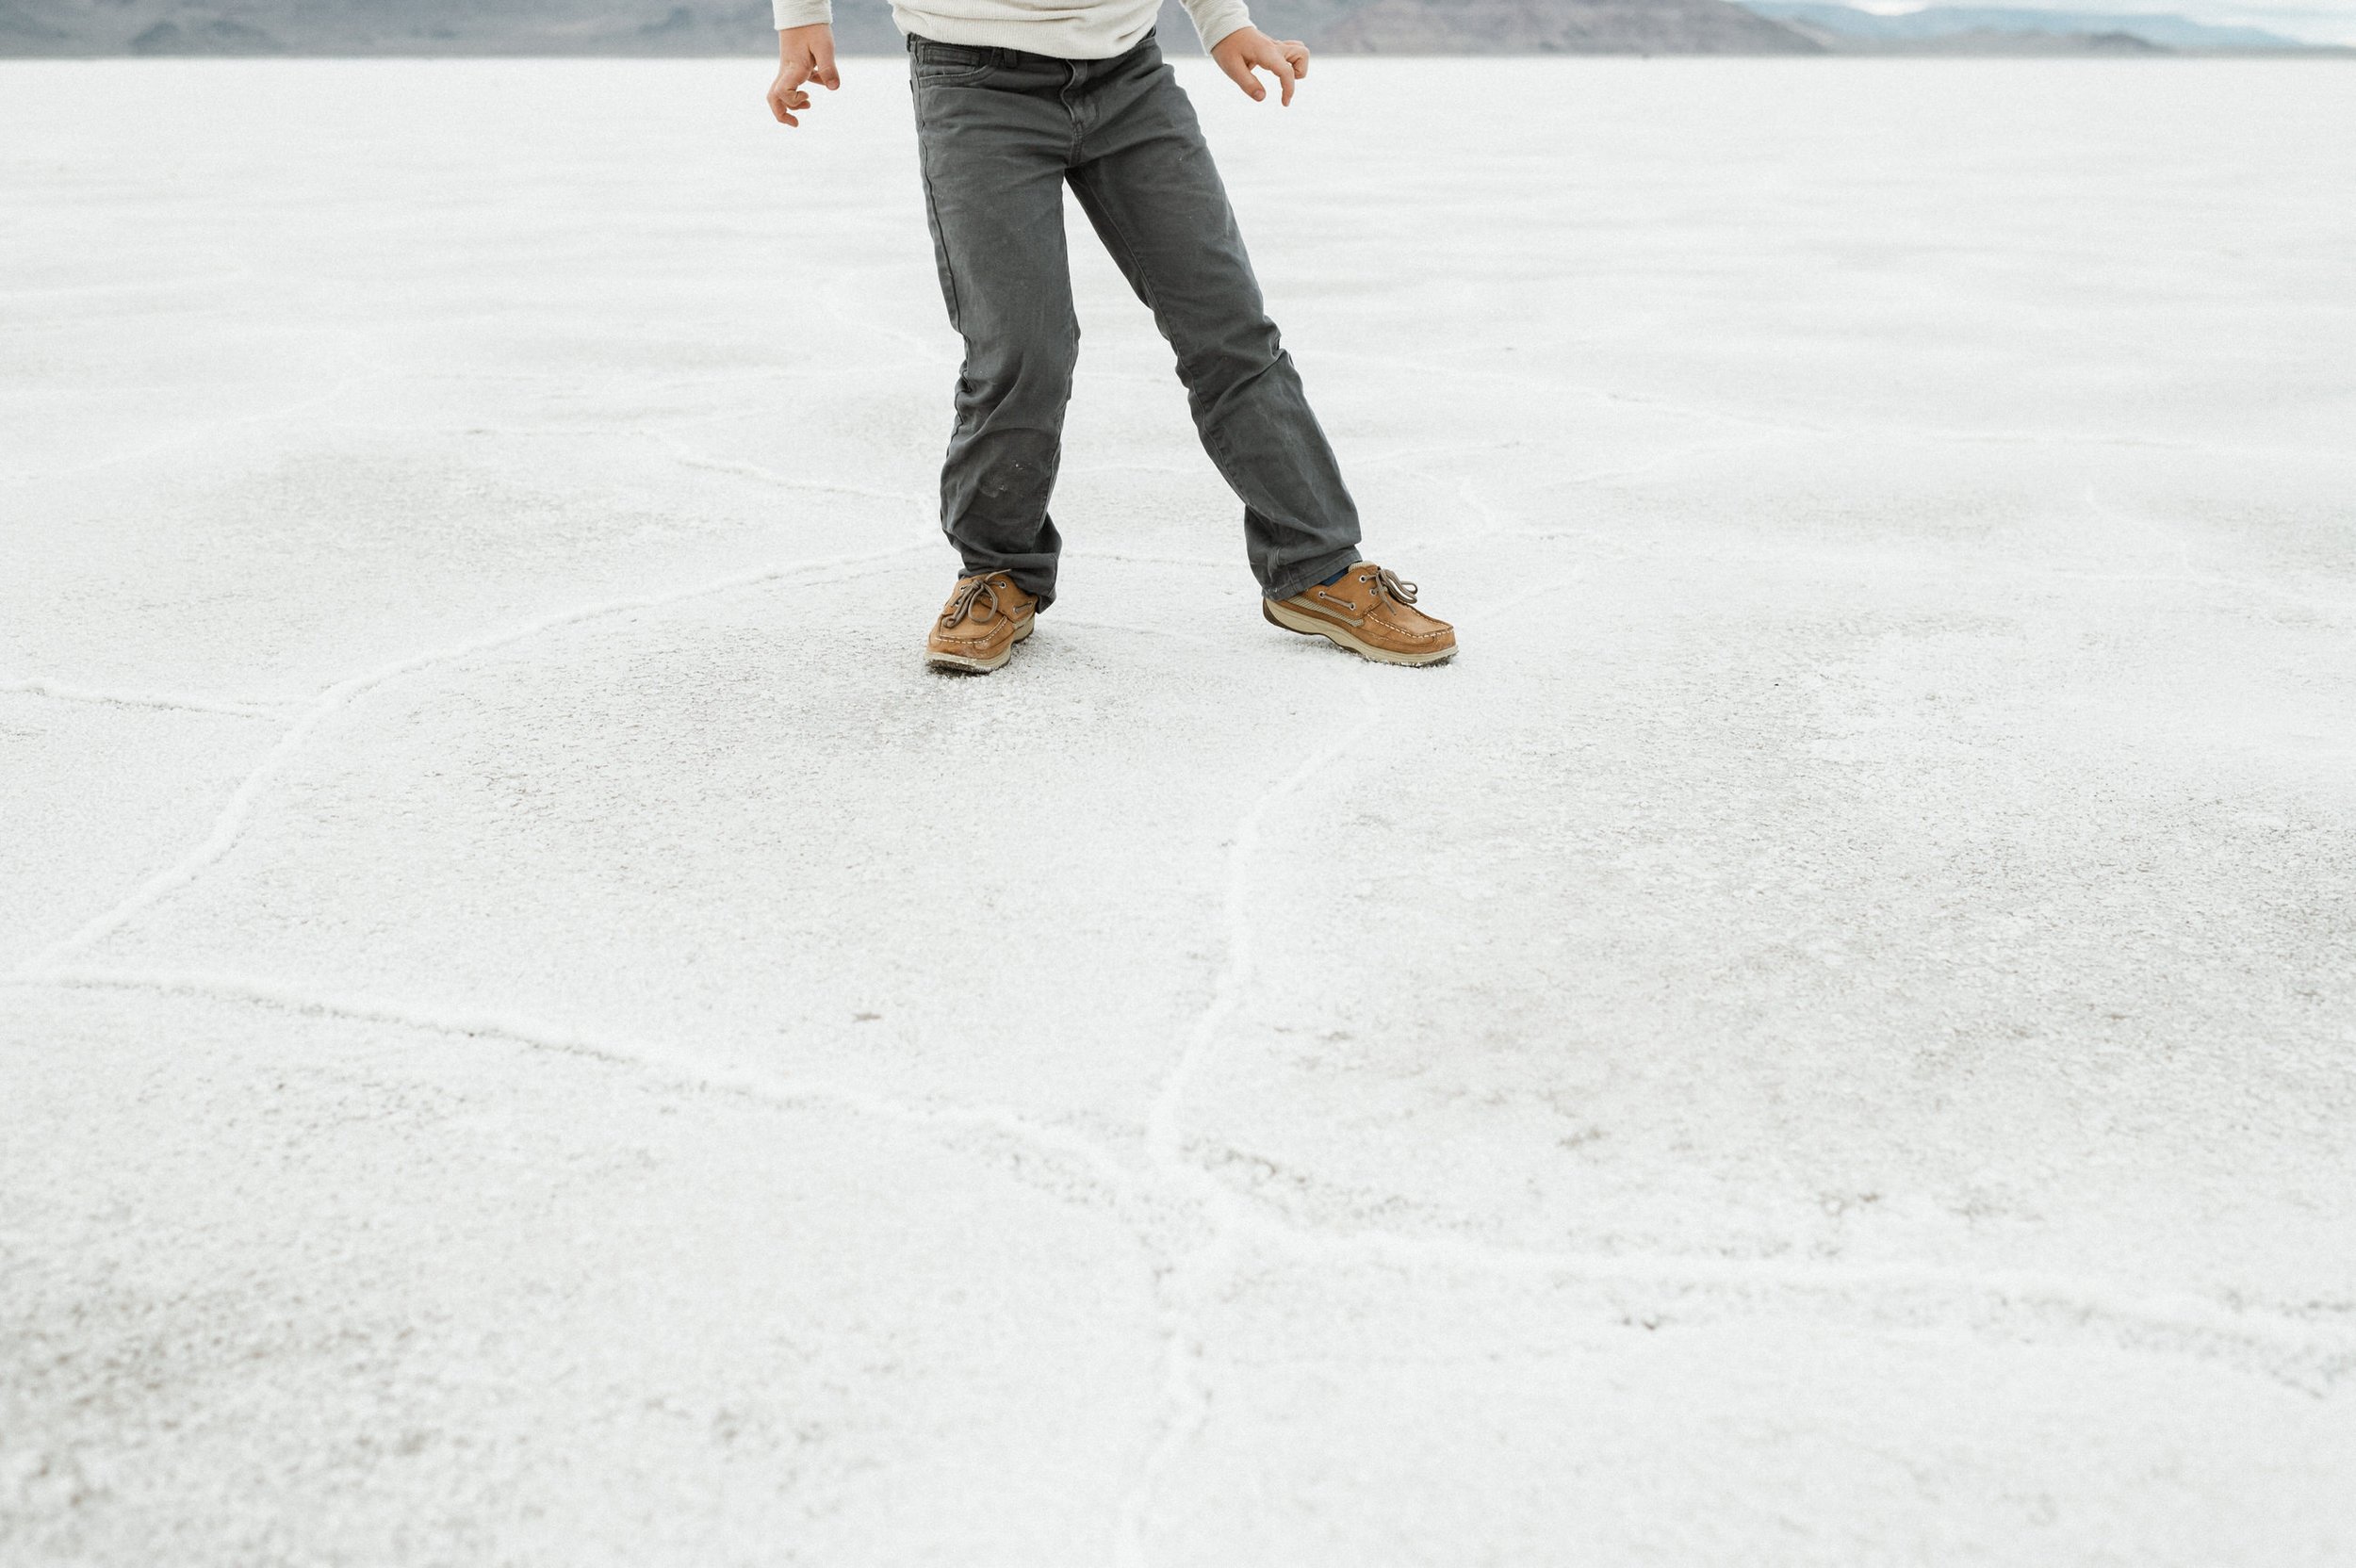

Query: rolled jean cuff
<box><xmin>1264</xmin><ymin>546</ymin><xmax>1361</xmax><ymax>603</ymax></box>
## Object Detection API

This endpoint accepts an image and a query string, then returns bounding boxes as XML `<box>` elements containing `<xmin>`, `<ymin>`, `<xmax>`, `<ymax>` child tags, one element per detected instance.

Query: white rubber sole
<box><xmin>1263</xmin><ymin>599</ymin><xmax>1457</xmax><ymax>667</ymax></box>
<box><xmin>925</xmin><ymin>616</ymin><xmax>1034</xmax><ymax>674</ymax></box>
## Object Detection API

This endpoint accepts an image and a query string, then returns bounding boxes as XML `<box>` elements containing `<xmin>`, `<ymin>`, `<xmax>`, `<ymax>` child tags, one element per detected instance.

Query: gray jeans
<box><xmin>907</xmin><ymin>29</ymin><xmax>1363</xmax><ymax>609</ymax></box>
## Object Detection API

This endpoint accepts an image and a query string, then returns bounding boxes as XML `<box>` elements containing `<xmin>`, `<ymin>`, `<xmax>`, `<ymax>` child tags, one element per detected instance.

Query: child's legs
<box><xmin>911</xmin><ymin>51</ymin><xmax>1083</xmax><ymax>608</ymax></box>
<box><xmin>1066</xmin><ymin>44</ymin><xmax>1362</xmax><ymax>602</ymax></box>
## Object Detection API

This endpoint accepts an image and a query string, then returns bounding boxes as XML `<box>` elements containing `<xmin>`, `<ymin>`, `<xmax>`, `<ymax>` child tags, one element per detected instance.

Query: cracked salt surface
<box><xmin>4</xmin><ymin>54</ymin><xmax>2354</xmax><ymax>1567</ymax></box>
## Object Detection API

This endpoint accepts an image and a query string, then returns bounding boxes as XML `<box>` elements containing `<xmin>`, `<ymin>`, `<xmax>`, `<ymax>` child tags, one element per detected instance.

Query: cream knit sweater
<box><xmin>771</xmin><ymin>0</ymin><xmax>1255</xmax><ymax>60</ymax></box>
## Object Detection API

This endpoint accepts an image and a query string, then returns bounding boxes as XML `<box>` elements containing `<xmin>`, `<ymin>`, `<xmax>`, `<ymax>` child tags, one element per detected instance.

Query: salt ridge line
<box><xmin>9</xmin><ymin>522</ymin><xmax>2344</xmax><ymax>1389</ymax></box>
<box><xmin>0</xmin><ymin>368</ymin><xmax>384</xmax><ymax>486</ymax></box>
<box><xmin>0</xmin><ymin>678</ymin><xmax>293</xmax><ymax>721</ymax></box>
<box><xmin>15</xmin><ymin>964</ymin><xmax>1142</xmax><ymax>1204</ymax></box>
<box><xmin>9</xmin><ymin>512</ymin><xmax>2341</xmax><ymax>1380</ymax></box>
<box><xmin>1415</xmin><ymin>462</ymin><xmax>1613</xmax><ymax>632</ymax></box>
<box><xmin>6</xmin><ymin>965</ymin><xmax>2345</xmax><ymax>1379</ymax></box>
<box><xmin>1048</xmin><ymin>616</ymin><xmax>1225</xmax><ymax>649</ymax></box>
<box><xmin>1118</xmin><ymin>668</ymin><xmax>1385</xmax><ymax>1568</ymax></box>
<box><xmin>1151</xmin><ymin>544</ymin><xmax>2349</xmax><ymax>1377</ymax></box>
<box><xmin>22</xmin><ymin>539</ymin><xmax>934</xmax><ymax>971</ymax></box>
<box><xmin>1219</xmin><ymin>1213</ymin><xmax>2356</xmax><ymax>1374</ymax></box>
<box><xmin>652</xmin><ymin>431</ymin><xmax>942</xmax><ymax>520</ymax></box>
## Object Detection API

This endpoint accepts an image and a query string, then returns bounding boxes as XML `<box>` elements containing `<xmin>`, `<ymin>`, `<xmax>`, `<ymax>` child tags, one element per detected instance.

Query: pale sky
<box><xmin>1851</xmin><ymin>0</ymin><xmax>2356</xmax><ymax>43</ymax></box>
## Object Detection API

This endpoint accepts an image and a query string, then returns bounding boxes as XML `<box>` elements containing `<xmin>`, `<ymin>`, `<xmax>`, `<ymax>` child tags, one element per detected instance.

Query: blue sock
<box><xmin>1316</xmin><ymin>566</ymin><xmax>1351</xmax><ymax>586</ymax></box>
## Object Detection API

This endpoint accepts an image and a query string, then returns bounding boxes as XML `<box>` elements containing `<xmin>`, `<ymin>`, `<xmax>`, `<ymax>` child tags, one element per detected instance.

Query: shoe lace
<box><xmin>1362</xmin><ymin>566</ymin><xmax>1418</xmax><ymax>605</ymax></box>
<box><xmin>941</xmin><ymin>577</ymin><xmax>1006</xmax><ymax>630</ymax></box>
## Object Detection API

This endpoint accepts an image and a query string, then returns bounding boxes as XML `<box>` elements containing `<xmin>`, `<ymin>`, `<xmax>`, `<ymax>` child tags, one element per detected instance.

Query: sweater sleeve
<box><xmin>773</xmin><ymin>0</ymin><xmax>832</xmax><ymax>28</ymax></box>
<box><xmin>1181</xmin><ymin>0</ymin><xmax>1253</xmax><ymax>49</ymax></box>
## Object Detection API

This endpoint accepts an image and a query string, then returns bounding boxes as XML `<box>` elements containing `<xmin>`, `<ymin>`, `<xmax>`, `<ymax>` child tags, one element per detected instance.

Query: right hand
<box><xmin>1210</xmin><ymin>26</ymin><xmax>1309</xmax><ymax>106</ymax></box>
<box><xmin>768</xmin><ymin>24</ymin><xmax>841</xmax><ymax>126</ymax></box>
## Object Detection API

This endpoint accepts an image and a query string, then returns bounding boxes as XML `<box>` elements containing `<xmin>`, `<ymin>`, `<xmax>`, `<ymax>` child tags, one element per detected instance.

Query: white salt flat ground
<box><xmin>4</xmin><ymin>54</ymin><xmax>2354</xmax><ymax>1564</ymax></box>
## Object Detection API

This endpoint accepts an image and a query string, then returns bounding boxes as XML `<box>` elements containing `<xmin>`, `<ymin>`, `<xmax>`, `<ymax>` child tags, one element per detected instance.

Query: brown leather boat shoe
<box><xmin>1264</xmin><ymin>564</ymin><xmax>1456</xmax><ymax>666</ymax></box>
<box><xmin>925</xmin><ymin>572</ymin><xmax>1038</xmax><ymax>673</ymax></box>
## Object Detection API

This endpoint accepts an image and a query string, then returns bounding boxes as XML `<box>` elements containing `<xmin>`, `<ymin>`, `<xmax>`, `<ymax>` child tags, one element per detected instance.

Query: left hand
<box><xmin>1209</xmin><ymin>27</ymin><xmax>1311</xmax><ymax>106</ymax></box>
<box><xmin>768</xmin><ymin>24</ymin><xmax>840</xmax><ymax>127</ymax></box>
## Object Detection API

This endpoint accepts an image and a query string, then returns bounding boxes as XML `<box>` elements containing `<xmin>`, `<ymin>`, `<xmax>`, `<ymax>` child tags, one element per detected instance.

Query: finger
<box><xmin>813</xmin><ymin>37</ymin><xmax>841</xmax><ymax>89</ymax></box>
<box><xmin>775</xmin><ymin>103</ymin><xmax>799</xmax><ymax>126</ymax></box>
<box><xmin>1284</xmin><ymin>41</ymin><xmax>1310</xmax><ymax>76</ymax></box>
<box><xmin>1219</xmin><ymin>52</ymin><xmax>1266</xmax><ymax>101</ymax></box>
<box><xmin>780</xmin><ymin>58</ymin><xmax>810</xmax><ymax>92</ymax></box>
<box><xmin>1268</xmin><ymin>50</ymin><xmax>1298</xmax><ymax>106</ymax></box>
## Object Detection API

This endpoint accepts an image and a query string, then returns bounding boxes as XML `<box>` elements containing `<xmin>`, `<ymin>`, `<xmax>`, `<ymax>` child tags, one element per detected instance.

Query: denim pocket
<box><xmin>911</xmin><ymin>41</ymin><xmax>993</xmax><ymax>80</ymax></box>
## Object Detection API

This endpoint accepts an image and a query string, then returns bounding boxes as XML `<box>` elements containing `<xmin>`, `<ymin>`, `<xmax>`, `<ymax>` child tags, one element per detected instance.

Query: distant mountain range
<box><xmin>1219</xmin><ymin>0</ymin><xmax>1820</xmax><ymax>52</ymax></box>
<box><xmin>0</xmin><ymin>0</ymin><xmax>1818</xmax><ymax>55</ymax></box>
<box><xmin>1744</xmin><ymin>2</ymin><xmax>2307</xmax><ymax>49</ymax></box>
<box><xmin>0</xmin><ymin>0</ymin><xmax>2335</xmax><ymax>56</ymax></box>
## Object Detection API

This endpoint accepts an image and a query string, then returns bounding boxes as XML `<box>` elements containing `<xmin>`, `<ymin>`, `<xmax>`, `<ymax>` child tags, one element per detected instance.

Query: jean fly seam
<box><xmin>1062</xmin><ymin>60</ymin><xmax>1087</xmax><ymax>162</ymax></box>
